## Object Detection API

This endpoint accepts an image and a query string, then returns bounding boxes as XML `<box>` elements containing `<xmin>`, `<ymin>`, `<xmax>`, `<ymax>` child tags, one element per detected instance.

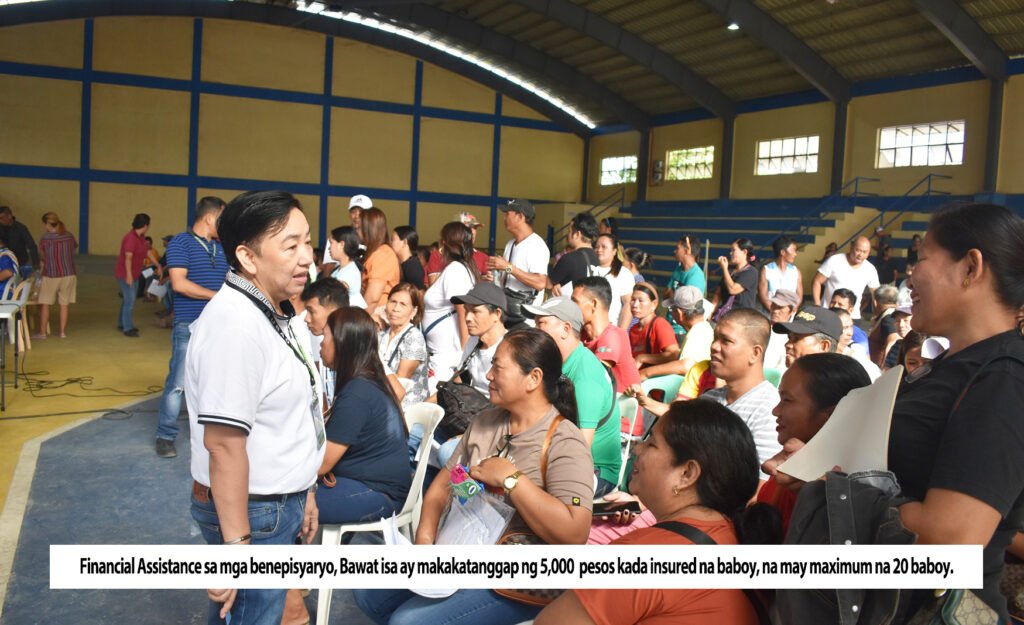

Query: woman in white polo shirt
<box><xmin>186</xmin><ymin>191</ymin><xmax>324</xmax><ymax>625</ymax></box>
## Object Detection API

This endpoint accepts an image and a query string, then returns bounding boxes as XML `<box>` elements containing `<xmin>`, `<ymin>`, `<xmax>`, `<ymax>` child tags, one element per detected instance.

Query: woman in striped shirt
<box><xmin>36</xmin><ymin>212</ymin><xmax>77</xmax><ymax>339</ymax></box>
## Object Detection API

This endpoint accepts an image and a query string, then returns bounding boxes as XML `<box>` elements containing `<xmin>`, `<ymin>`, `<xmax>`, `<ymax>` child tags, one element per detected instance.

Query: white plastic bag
<box><xmin>435</xmin><ymin>492</ymin><xmax>514</xmax><ymax>546</ymax></box>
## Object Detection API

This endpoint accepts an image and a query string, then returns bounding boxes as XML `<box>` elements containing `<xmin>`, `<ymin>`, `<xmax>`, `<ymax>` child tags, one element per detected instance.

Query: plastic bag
<box><xmin>435</xmin><ymin>492</ymin><xmax>514</xmax><ymax>546</ymax></box>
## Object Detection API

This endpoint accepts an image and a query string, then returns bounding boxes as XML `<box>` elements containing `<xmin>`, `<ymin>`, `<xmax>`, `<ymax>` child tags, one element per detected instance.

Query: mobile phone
<box><xmin>592</xmin><ymin>500</ymin><xmax>642</xmax><ymax>517</ymax></box>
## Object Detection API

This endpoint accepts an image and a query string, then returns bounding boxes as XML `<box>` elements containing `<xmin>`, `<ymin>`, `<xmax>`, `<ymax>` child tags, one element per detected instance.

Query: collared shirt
<box><xmin>39</xmin><ymin>232</ymin><xmax>77</xmax><ymax>278</ymax></box>
<box><xmin>702</xmin><ymin>380</ymin><xmax>782</xmax><ymax>480</ymax></box>
<box><xmin>186</xmin><ymin>272</ymin><xmax>325</xmax><ymax>494</ymax></box>
<box><xmin>164</xmin><ymin>231</ymin><xmax>230</xmax><ymax>324</ymax></box>
<box><xmin>114</xmin><ymin>229</ymin><xmax>149</xmax><ymax>281</ymax></box>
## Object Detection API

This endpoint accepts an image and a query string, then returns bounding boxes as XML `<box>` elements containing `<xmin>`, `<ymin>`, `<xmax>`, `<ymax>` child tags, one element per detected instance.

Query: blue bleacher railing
<box><xmin>835</xmin><ymin>173</ymin><xmax>951</xmax><ymax>252</ymax></box>
<box><xmin>546</xmin><ymin>187</ymin><xmax>626</xmax><ymax>251</ymax></box>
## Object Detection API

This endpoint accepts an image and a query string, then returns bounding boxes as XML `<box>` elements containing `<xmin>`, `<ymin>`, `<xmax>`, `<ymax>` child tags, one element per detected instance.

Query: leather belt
<box><xmin>192</xmin><ymin>480</ymin><xmax>307</xmax><ymax>504</ymax></box>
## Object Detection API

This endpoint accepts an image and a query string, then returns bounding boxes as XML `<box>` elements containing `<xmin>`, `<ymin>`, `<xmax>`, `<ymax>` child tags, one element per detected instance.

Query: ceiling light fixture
<box><xmin>727</xmin><ymin>22</ymin><xmax>740</xmax><ymax>31</ymax></box>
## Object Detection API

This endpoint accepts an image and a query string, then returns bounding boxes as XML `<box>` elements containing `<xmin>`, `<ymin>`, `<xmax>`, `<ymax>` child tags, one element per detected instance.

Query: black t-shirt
<box><xmin>325</xmin><ymin>377</ymin><xmax>412</xmax><ymax>503</ymax></box>
<box><xmin>549</xmin><ymin>248</ymin><xmax>598</xmax><ymax>287</ymax></box>
<box><xmin>888</xmin><ymin>330</ymin><xmax>1024</xmax><ymax>616</ymax></box>
<box><xmin>718</xmin><ymin>264</ymin><xmax>759</xmax><ymax>311</ymax></box>
<box><xmin>400</xmin><ymin>256</ymin><xmax>425</xmax><ymax>290</ymax></box>
<box><xmin>876</xmin><ymin>258</ymin><xmax>899</xmax><ymax>284</ymax></box>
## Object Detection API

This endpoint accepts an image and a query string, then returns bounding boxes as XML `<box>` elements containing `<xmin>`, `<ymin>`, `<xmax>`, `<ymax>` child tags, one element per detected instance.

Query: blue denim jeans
<box><xmin>353</xmin><ymin>588</ymin><xmax>541</xmax><ymax>625</ymax></box>
<box><xmin>190</xmin><ymin>490</ymin><xmax>306</xmax><ymax>625</ymax></box>
<box><xmin>156</xmin><ymin>322</ymin><xmax>191</xmax><ymax>441</ymax></box>
<box><xmin>117</xmin><ymin>278</ymin><xmax>136</xmax><ymax>332</ymax></box>
<box><xmin>315</xmin><ymin>476</ymin><xmax>399</xmax><ymax>525</ymax></box>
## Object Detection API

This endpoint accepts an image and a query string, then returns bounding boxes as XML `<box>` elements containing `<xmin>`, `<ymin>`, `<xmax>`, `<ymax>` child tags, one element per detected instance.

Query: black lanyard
<box><xmin>189</xmin><ymin>231</ymin><xmax>218</xmax><ymax>267</ymax></box>
<box><xmin>225</xmin><ymin>274</ymin><xmax>316</xmax><ymax>390</ymax></box>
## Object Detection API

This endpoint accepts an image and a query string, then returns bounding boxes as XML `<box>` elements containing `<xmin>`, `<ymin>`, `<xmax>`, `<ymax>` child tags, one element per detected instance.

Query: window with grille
<box><xmin>600</xmin><ymin>155</ymin><xmax>638</xmax><ymax>185</ymax></box>
<box><xmin>666</xmin><ymin>146</ymin><xmax>714</xmax><ymax>181</ymax></box>
<box><xmin>876</xmin><ymin>121</ymin><xmax>965</xmax><ymax>169</ymax></box>
<box><xmin>755</xmin><ymin>135</ymin><xmax>819</xmax><ymax>176</ymax></box>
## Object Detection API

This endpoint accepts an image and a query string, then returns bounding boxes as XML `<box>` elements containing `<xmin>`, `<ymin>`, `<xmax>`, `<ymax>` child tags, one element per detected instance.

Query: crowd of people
<box><xmin>14</xmin><ymin>190</ymin><xmax>1020</xmax><ymax>625</ymax></box>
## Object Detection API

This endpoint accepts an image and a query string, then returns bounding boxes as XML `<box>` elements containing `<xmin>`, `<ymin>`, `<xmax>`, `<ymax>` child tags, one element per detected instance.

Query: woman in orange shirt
<box><xmin>537</xmin><ymin>399</ymin><xmax>768</xmax><ymax>625</ymax></box>
<box><xmin>360</xmin><ymin>208</ymin><xmax>401</xmax><ymax>316</ymax></box>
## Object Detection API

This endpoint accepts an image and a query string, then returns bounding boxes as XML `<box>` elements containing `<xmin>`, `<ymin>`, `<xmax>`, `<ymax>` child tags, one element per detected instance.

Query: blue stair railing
<box><xmin>835</xmin><ymin>173</ymin><xmax>951</xmax><ymax>252</ymax></box>
<box><xmin>546</xmin><ymin>187</ymin><xmax>626</xmax><ymax>250</ymax></box>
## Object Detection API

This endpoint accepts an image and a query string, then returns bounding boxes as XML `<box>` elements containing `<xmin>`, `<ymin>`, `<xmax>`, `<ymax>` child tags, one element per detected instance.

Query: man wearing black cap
<box><xmin>772</xmin><ymin>305</ymin><xmax>842</xmax><ymax>368</ymax></box>
<box><xmin>488</xmin><ymin>199</ymin><xmax>550</xmax><ymax>327</ymax></box>
<box><xmin>449</xmin><ymin>282</ymin><xmax>508</xmax><ymax>398</ymax></box>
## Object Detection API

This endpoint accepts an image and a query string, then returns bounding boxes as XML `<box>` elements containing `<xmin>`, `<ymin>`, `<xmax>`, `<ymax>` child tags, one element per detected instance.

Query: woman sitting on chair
<box><xmin>317</xmin><ymin>306</ymin><xmax>411</xmax><ymax>524</ymax></box>
<box><xmin>355</xmin><ymin>328</ymin><xmax>595</xmax><ymax>625</ymax></box>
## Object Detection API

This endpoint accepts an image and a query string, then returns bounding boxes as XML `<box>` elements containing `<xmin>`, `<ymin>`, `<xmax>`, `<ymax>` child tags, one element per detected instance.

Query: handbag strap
<box><xmin>593</xmin><ymin>365</ymin><xmax>617</xmax><ymax>432</ymax></box>
<box><xmin>450</xmin><ymin>338</ymin><xmax>485</xmax><ymax>384</ymax></box>
<box><xmin>653</xmin><ymin>521</ymin><xmax>770</xmax><ymax>625</ymax></box>
<box><xmin>423</xmin><ymin>309</ymin><xmax>456</xmax><ymax>337</ymax></box>
<box><xmin>502</xmin><ymin>240</ymin><xmax>517</xmax><ymax>287</ymax></box>
<box><xmin>385</xmin><ymin>325</ymin><xmax>414</xmax><ymax>370</ymax></box>
<box><xmin>538</xmin><ymin>414</ymin><xmax>566</xmax><ymax>489</ymax></box>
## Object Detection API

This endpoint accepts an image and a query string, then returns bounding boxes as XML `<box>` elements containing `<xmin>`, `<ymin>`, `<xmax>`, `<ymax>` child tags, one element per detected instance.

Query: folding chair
<box><xmin>640</xmin><ymin>374</ymin><xmax>685</xmax><ymax>403</ymax></box>
<box><xmin>314</xmin><ymin>402</ymin><xmax>444</xmax><ymax>625</ymax></box>
<box><xmin>616</xmin><ymin>395</ymin><xmax>640</xmax><ymax>490</ymax></box>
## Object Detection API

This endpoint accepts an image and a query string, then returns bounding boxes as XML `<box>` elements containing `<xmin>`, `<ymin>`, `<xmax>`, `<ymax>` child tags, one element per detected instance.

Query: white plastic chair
<box><xmin>616</xmin><ymin>395</ymin><xmax>640</xmax><ymax>489</ymax></box>
<box><xmin>315</xmin><ymin>402</ymin><xmax>444</xmax><ymax>625</ymax></box>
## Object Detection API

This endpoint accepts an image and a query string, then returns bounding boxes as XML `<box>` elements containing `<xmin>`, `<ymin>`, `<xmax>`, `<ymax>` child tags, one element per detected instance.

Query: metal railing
<box><xmin>835</xmin><ymin>173</ymin><xmax>951</xmax><ymax>252</ymax></box>
<box><xmin>545</xmin><ymin>187</ymin><xmax>626</xmax><ymax>250</ymax></box>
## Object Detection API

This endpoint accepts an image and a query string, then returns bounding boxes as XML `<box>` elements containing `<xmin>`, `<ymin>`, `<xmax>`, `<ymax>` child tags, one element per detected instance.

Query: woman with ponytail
<box><xmin>355</xmin><ymin>327</ymin><xmax>594</xmax><ymax>625</ymax></box>
<box><xmin>537</xmin><ymin>399</ymin><xmax>767</xmax><ymax>625</ymax></box>
<box><xmin>36</xmin><ymin>211</ymin><xmax>78</xmax><ymax>338</ymax></box>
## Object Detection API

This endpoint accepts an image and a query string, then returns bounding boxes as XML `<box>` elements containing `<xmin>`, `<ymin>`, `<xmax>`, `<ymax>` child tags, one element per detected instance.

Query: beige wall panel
<box><xmin>332</xmin><ymin>40</ymin><xmax>416</xmax><ymax>105</ymax></box>
<box><xmin>421</xmin><ymin>63</ymin><xmax>494</xmax><ymax>114</ymax></box>
<box><xmin>0</xmin><ymin>20</ymin><xmax>83</xmax><ymax>68</ymax></box>
<box><xmin>197</xmin><ymin>94</ymin><xmax>321</xmax><ymax>184</ymax></box>
<box><xmin>732</xmin><ymin>102</ymin><xmax>834</xmax><ymax>199</ymax></box>
<box><xmin>93</xmin><ymin>17</ymin><xmax>192</xmax><ymax>79</ymax></box>
<box><xmin>845</xmin><ymin>81</ymin><xmax>988</xmax><ymax>196</ymax></box>
<box><xmin>501</xmin><ymin>96</ymin><xmax>549</xmax><ymax>121</ymax></box>
<box><xmin>418</xmin><ymin>118</ymin><xmax>492</xmax><ymax>196</ymax></box>
<box><xmin>329</xmin><ymin>108</ymin><xmax>413</xmax><ymax>190</ymax></box>
<box><xmin>0</xmin><ymin>75</ymin><xmax>81</xmax><ymax>168</ymax></box>
<box><xmin>998</xmin><ymin>76</ymin><xmax>1024</xmax><ymax>194</ymax></box>
<box><xmin>587</xmin><ymin>131</ymin><xmax>641</xmax><ymax>204</ymax></box>
<box><xmin>498</xmin><ymin>127</ymin><xmax>583</xmax><ymax>202</ymax></box>
<box><xmin>202</xmin><ymin>19</ymin><xmax>324</xmax><ymax>94</ymax></box>
<box><xmin>89</xmin><ymin>183</ymin><xmax>188</xmax><ymax>255</ymax></box>
<box><xmin>91</xmin><ymin>84</ymin><xmax>190</xmax><ymax>174</ymax></box>
<box><xmin>648</xmin><ymin>118</ymin><xmax>723</xmax><ymax>202</ymax></box>
<box><xmin>0</xmin><ymin>178</ymin><xmax>80</xmax><ymax>246</ymax></box>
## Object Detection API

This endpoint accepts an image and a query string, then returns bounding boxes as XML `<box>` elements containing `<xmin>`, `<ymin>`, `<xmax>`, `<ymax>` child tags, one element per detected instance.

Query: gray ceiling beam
<box><xmin>697</xmin><ymin>0</ymin><xmax>850</xmax><ymax>102</ymax></box>
<box><xmin>510</xmin><ymin>0</ymin><xmax>735</xmax><ymax>119</ymax></box>
<box><xmin>369</xmin><ymin>3</ymin><xmax>649</xmax><ymax>130</ymax></box>
<box><xmin>908</xmin><ymin>0</ymin><xmax>1007</xmax><ymax>81</ymax></box>
<box><xmin>0</xmin><ymin>0</ymin><xmax>625</xmax><ymax>135</ymax></box>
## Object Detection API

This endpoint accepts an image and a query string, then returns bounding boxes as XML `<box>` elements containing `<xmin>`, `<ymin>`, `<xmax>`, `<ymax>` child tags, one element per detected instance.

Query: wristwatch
<box><xmin>502</xmin><ymin>471</ymin><xmax>523</xmax><ymax>495</ymax></box>
<box><xmin>504</xmin><ymin>265</ymin><xmax>514</xmax><ymax>275</ymax></box>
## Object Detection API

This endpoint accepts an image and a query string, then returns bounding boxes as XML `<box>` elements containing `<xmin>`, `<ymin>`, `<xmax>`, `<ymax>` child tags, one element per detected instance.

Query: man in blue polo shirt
<box><xmin>154</xmin><ymin>197</ymin><xmax>228</xmax><ymax>458</ymax></box>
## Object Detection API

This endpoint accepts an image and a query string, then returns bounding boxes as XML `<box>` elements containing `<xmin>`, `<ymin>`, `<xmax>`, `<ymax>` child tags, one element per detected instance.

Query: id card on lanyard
<box><xmin>287</xmin><ymin>323</ymin><xmax>326</xmax><ymax>451</ymax></box>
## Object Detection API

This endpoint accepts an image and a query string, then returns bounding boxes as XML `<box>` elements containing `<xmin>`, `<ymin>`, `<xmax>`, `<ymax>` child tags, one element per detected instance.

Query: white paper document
<box><xmin>146</xmin><ymin>281</ymin><xmax>168</xmax><ymax>298</ymax></box>
<box><xmin>777</xmin><ymin>365</ymin><xmax>903</xmax><ymax>482</ymax></box>
<box><xmin>382</xmin><ymin>515</ymin><xmax>459</xmax><ymax>599</ymax></box>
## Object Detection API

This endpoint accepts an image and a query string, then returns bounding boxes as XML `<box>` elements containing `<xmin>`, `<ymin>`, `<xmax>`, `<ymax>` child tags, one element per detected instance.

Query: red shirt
<box><xmin>628</xmin><ymin>316</ymin><xmax>677</xmax><ymax>356</ymax></box>
<box><xmin>425</xmin><ymin>249</ymin><xmax>489</xmax><ymax>278</ymax></box>
<box><xmin>115</xmin><ymin>229</ymin><xmax>149</xmax><ymax>281</ymax></box>
<box><xmin>584</xmin><ymin>323</ymin><xmax>642</xmax><ymax>434</ymax></box>
<box><xmin>756</xmin><ymin>475</ymin><xmax>798</xmax><ymax>536</ymax></box>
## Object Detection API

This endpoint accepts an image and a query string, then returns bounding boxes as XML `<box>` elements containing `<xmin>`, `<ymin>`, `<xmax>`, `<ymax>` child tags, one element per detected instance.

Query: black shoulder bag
<box><xmin>435</xmin><ymin>340</ymin><xmax>492</xmax><ymax>439</ymax></box>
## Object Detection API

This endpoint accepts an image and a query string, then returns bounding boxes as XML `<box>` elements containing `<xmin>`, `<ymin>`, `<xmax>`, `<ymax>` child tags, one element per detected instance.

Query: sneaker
<box><xmin>155</xmin><ymin>439</ymin><xmax>177</xmax><ymax>458</ymax></box>
<box><xmin>124</xmin><ymin>329</ymin><xmax>140</xmax><ymax>337</ymax></box>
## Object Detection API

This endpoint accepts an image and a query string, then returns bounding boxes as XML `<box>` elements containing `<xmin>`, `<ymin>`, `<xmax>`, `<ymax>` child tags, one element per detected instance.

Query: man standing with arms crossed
<box><xmin>154</xmin><ymin>197</ymin><xmax>228</xmax><ymax>459</ymax></box>
<box><xmin>187</xmin><ymin>191</ymin><xmax>323</xmax><ymax>624</ymax></box>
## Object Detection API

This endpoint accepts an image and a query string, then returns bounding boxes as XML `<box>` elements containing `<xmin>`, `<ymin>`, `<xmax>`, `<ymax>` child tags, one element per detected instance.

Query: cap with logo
<box><xmin>661</xmin><ymin>285</ymin><xmax>704</xmax><ymax>311</ymax></box>
<box><xmin>772</xmin><ymin>305</ymin><xmax>842</xmax><ymax>340</ymax></box>
<box><xmin>499</xmin><ymin>198</ymin><xmax>536</xmax><ymax>221</ymax></box>
<box><xmin>457</xmin><ymin>212</ymin><xmax>481</xmax><ymax>228</ymax></box>
<box><xmin>768</xmin><ymin>289</ymin><xmax>800</xmax><ymax>309</ymax></box>
<box><xmin>521</xmin><ymin>296</ymin><xmax>583</xmax><ymax>332</ymax></box>
<box><xmin>450</xmin><ymin>282</ymin><xmax>507</xmax><ymax>312</ymax></box>
<box><xmin>348</xmin><ymin>194</ymin><xmax>373</xmax><ymax>210</ymax></box>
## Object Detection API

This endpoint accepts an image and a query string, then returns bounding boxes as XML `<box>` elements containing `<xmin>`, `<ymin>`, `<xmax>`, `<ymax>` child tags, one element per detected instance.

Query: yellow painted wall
<box><xmin>197</xmin><ymin>94</ymin><xmax>321</xmax><ymax>183</ymax></box>
<box><xmin>502</xmin><ymin>96</ymin><xmax>549</xmax><ymax>121</ymax></box>
<box><xmin>332</xmin><ymin>40</ymin><xmax>415</xmax><ymax>105</ymax></box>
<box><xmin>202</xmin><ymin>19</ymin><xmax>324</xmax><ymax>94</ymax></box>
<box><xmin>498</xmin><ymin>127</ymin><xmax>582</xmax><ymax>202</ymax></box>
<box><xmin>647</xmin><ymin>118</ymin><xmax>723</xmax><ymax>202</ymax></box>
<box><xmin>93</xmin><ymin>17</ymin><xmax>192</xmax><ymax>80</ymax></box>
<box><xmin>996</xmin><ymin>75</ymin><xmax>1024</xmax><ymax>194</ymax></box>
<box><xmin>421</xmin><ymin>63</ymin><xmax>495</xmax><ymax>114</ymax></box>
<box><xmin>0</xmin><ymin>20</ymin><xmax>83</xmax><ymax>68</ymax></box>
<box><xmin>845</xmin><ymin>81</ymin><xmax>989</xmax><ymax>196</ymax></box>
<box><xmin>416</xmin><ymin>203</ymin><xmax>492</xmax><ymax>256</ymax></box>
<box><xmin>587</xmin><ymin>131</ymin><xmax>641</xmax><ymax>204</ymax></box>
<box><xmin>418</xmin><ymin>118</ymin><xmax>493</xmax><ymax>196</ymax></box>
<box><xmin>325</xmin><ymin>197</ymin><xmax>409</xmax><ymax>241</ymax></box>
<box><xmin>0</xmin><ymin>178</ymin><xmax>80</xmax><ymax>244</ymax></box>
<box><xmin>88</xmin><ymin>183</ymin><xmax>188</xmax><ymax>254</ymax></box>
<box><xmin>0</xmin><ymin>75</ymin><xmax>81</xmax><ymax>168</ymax></box>
<box><xmin>732</xmin><ymin>101</ymin><xmax>834</xmax><ymax>199</ymax></box>
<box><xmin>329</xmin><ymin>108</ymin><xmax>413</xmax><ymax>190</ymax></box>
<box><xmin>91</xmin><ymin>84</ymin><xmax>190</xmax><ymax>174</ymax></box>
